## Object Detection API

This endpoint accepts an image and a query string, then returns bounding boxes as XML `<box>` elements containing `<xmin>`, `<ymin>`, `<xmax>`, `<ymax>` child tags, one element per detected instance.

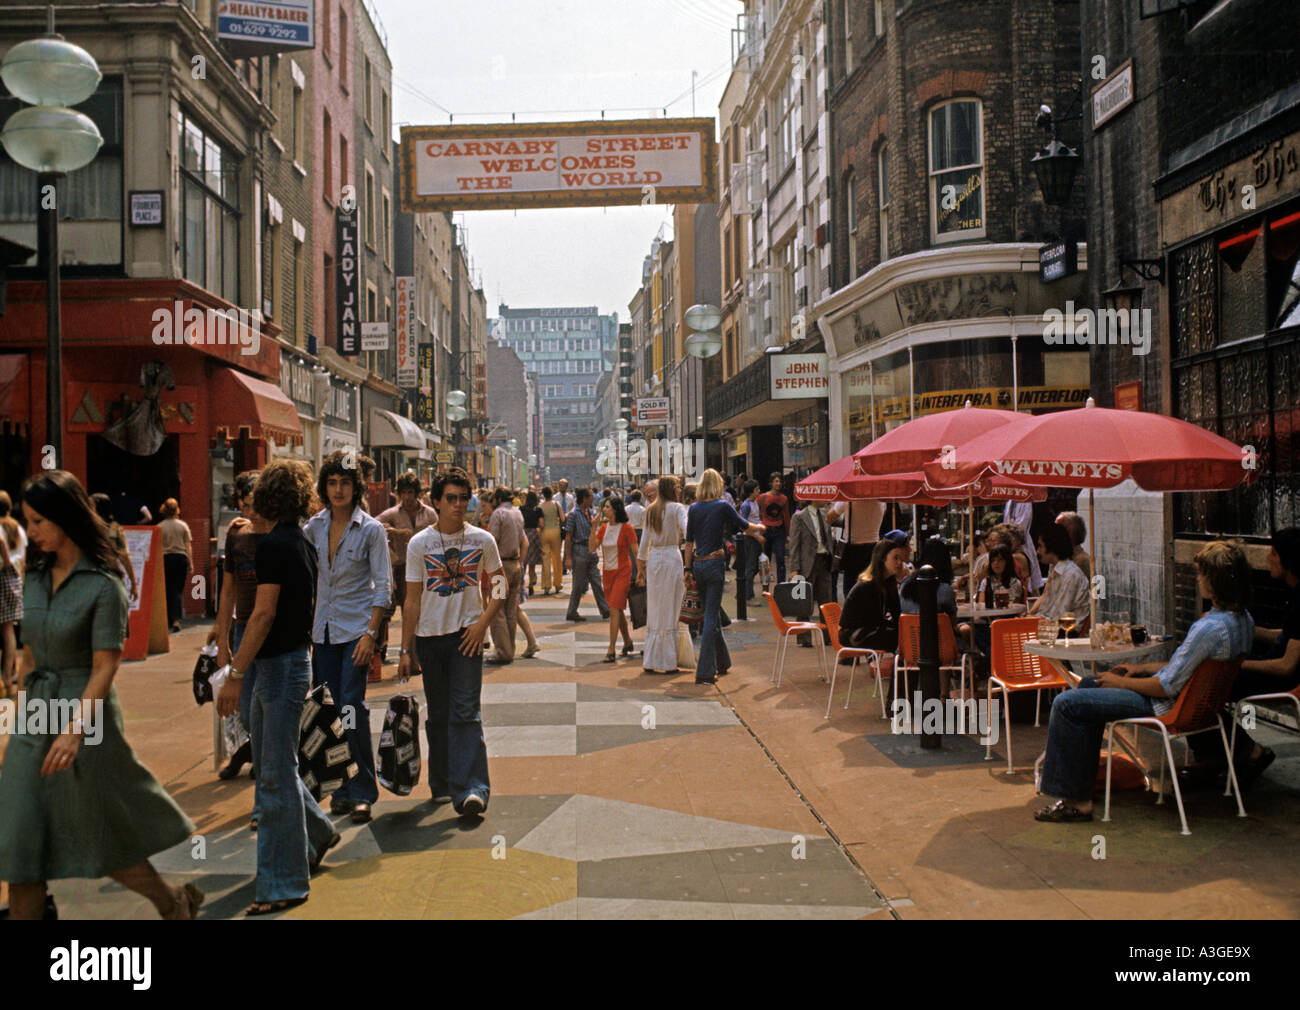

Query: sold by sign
<box><xmin>635</xmin><ymin>397</ymin><xmax>670</xmax><ymax>427</ymax></box>
<box><xmin>770</xmin><ymin>354</ymin><xmax>830</xmax><ymax>399</ymax></box>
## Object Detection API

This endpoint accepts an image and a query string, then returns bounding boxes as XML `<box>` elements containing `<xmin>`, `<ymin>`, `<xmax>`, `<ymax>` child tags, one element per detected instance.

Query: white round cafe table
<box><xmin>956</xmin><ymin>603</ymin><xmax>1026</xmax><ymax>620</ymax></box>
<box><xmin>1022</xmin><ymin>638</ymin><xmax>1167</xmax><ymax>664</ymax></box>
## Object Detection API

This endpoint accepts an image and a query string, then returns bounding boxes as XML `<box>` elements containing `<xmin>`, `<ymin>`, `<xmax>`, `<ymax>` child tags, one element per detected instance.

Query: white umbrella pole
<box><xmin>1089</xmin><ymin>487</ymin><xmax>1097</xmax><ymax>638</ymax></box>
<box><xmin>969</xmin><ymin>490</ymin><xmax>975</xmax><ymax>603</ymax></box>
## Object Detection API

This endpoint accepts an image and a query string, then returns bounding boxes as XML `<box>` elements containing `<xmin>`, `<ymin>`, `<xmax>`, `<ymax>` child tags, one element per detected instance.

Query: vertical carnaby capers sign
<box><xmin>336</xmin><ymin>208</ymin><xmax>360</xmax><ymax>355</ymax></box>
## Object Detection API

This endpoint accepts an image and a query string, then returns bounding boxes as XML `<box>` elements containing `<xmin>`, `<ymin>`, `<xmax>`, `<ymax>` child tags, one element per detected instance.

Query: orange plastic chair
<box><xmin>895</xmin><ymin>613</ymin><xmax>975</xmax><ymax>720</ymax></box>
<box><xmin>820</xmin><ymin>602</ymin><xmax>884</xmax><ymax>718</ymax></box>
<box><xmin>1103</xmin><ymin>658</ymin><xmax>1246</xmax><ymax>835</ymax></box>
<box><xmin>987</xmin><ymin>617</ymin><xmax>1070</xmax><ymax>773</ymax></box>
<box><xmin>763</xmin><ymin>591</ymin><xmax>827</xmax><ymax>687</ymax></box>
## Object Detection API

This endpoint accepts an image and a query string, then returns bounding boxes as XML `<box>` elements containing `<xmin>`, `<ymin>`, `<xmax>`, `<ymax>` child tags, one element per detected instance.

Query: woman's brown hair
<box><xmin>860</xmin><ymin>538</ymin><xmax>904</xmax><ymax>583</ymax></box>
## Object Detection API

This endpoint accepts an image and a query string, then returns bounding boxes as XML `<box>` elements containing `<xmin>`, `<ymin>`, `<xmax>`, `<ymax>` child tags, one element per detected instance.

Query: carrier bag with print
<box><xmin>377</xmin><ymin>690</ymin><xmax>422</xmax><ymax>796</ymax></box>
<box><xmin>298</xmin><ymin>683</ymin><xmax>359</xmax><ymax>802</ymax></box>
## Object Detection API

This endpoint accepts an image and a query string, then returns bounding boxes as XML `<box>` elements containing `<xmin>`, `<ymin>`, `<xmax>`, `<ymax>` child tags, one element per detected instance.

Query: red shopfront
<box><xmin>0</xmin><ymin>278</ymin><xmax>300</xmax><ymax>617</ymax></box>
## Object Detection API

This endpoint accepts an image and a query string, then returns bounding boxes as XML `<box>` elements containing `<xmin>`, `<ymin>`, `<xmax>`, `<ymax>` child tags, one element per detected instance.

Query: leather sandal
<box><xmin>1034</xmin><ymin>800</ymin><xmax>1093</xmax><ymax>823</ymax></box>
<box><xmin>246</xmin><ymin>896</ymin><xmax>309</xmax><ymax>917</ymax></box>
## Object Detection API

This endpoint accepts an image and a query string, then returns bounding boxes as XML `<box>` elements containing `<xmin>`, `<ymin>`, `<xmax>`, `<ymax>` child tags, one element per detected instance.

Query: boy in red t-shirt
<box><xmin>757</xmin><ymin>472</ymin><xmax>790</xmax><ymax>583</ymax></box>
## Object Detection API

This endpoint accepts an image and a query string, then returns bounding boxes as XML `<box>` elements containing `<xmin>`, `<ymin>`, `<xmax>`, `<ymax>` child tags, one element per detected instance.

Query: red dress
<box><xmin>597</xmin><ymin>522</ymin><xmax>637</xmax><ymax>610</ymax></box>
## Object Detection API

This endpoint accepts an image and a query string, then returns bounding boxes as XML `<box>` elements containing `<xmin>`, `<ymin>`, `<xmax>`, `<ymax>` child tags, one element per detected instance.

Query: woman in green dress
<box><xmin>0</xmin><ymin>471</ymin><xmax>202</xmax><ymax>920</ymax></box>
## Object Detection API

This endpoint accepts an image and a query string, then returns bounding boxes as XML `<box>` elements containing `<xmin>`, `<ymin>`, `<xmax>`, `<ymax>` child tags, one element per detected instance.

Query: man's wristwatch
<box><xmin>228</xmin><ymin>665</ymin><xmax>244</xmax><ymax>680</ymax></box>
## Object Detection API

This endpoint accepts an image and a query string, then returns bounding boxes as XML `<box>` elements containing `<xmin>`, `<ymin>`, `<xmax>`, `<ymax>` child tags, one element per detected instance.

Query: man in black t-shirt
<box><xmin>1186</xmin><ymin>527</ymin><xmax>1300</xmax><ymax>788</ymax></box>
<box><xmin>216</xmin><ymin>459</ymin><xmax>338</xmax><ymax>916</ymax></box>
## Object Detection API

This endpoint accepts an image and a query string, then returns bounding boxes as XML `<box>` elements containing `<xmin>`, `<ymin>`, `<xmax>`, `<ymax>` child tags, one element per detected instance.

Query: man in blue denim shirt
<box><xmin>304</xmin><ymin>450</ymin><xmax>392</xmax><ymax>824</ymax></box>
<box><xmin>1035</xmin><ymin>541</ymin><xmax>1254</xmax><ymax>823</ymax></box>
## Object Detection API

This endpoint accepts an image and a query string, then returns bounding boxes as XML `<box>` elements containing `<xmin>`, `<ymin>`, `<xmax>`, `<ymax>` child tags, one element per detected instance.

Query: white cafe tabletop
<box><xmin>956</xmin><ymin>603</ymin><xmax>1027</xmax><ymax>619</ymax></box>
<box><xmin>1021</xmin><ymin>639</ymin><xmax>1168</xmax><ymax>664</ymax></box>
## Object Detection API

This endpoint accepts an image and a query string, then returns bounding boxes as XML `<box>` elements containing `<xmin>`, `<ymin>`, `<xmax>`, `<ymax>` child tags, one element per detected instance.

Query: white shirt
<box><xmin>602</xmin><ymin>523</ymin><xmax>623</xmax><ymax>570</ymax></box>
<box><xmin>639</xmin><ymin>502</ymin><xmax>687</xmax><ymax>551</ymax></box>
<box><xmin>406</xmin><ymin>523</ymin><xmax>502</xmax><ymax>637</ymax></box>
<box><xmin>626</xmin><ymin>501</ymin><xmax>646</xmax><ymax>530</ymax></box>
<box><xmin>7</xmin><ymin>522</ymin><xmax>27</xmax><ymax>570</ymax></box>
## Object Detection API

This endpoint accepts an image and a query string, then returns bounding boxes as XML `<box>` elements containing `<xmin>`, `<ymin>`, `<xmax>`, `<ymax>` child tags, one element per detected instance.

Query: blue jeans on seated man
<box><xmin>1038</xmin><ymin>676</ymin><xmax>1155</xmax><ymax>802</ymax></box>
<box><xmin>694</xmin><ymin>558</ymin><xmax>730</xmax><ymax>682</ymax></box>
<box><xmin>416</xmin><ymin>631</ymin><xmax>491</xmax><ymax>811</ymax></box>
<box><xmin>311</xmin><ymin>638</ymin><xmax>379</xmax><ymax>805</ymax></box>
<box><xmin>250</xmin><ymin>646</ymin><xmax>338</xmax><ymax>903</ymax></box>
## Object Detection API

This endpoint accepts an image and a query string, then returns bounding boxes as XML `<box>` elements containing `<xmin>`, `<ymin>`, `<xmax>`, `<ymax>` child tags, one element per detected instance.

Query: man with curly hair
<box><xmin>303</xmin><ymin>450</ymin><xmax>392</xmax><ymax>824</ymax></box>
<box><xmin>217</xmin><ymin>459</ymin><xmax>339</xmax><ymax>915</ymax></box>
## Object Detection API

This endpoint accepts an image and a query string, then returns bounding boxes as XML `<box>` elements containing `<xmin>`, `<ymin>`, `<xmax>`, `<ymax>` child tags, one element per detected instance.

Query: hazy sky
<box><xmin>378</xmin><ymin>0</ymin><xmax>739</xmax><ymax>321</ymax></box>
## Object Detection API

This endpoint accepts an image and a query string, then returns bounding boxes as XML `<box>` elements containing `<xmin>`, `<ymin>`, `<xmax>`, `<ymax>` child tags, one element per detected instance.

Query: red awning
<box><xmin>212</xmin><ymin>368</ymin><xmax>303</xmax><ymax>445</ymax></box>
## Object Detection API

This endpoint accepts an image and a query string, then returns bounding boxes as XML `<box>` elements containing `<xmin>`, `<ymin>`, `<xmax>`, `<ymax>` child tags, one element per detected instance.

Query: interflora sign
<box><xmin>400</xmin><ymin>119</ymin><xmax>718</xmax><ymax>211</ymax></box>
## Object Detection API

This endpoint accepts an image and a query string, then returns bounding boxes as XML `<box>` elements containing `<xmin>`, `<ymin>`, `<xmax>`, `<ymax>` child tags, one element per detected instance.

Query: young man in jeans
<box><xmin>757</xmin><ymin>472</ymin><xmax>791</xmax><ymax>583</ymax></box>
<box><xmin>399</xmin><ymin>468</ymin><xmax>505</xmax><ymax>818</ymax></box>
<box><xmin>304</xmin><ymin>451</ymin><xmax>392</xmax><ymax>825</ymax></box>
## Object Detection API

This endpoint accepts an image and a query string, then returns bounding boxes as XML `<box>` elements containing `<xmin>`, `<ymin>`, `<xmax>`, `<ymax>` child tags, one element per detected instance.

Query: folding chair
<box><xmin>763</xmin><ymin>592</ymin><xmax>827</xmax><ymax>687</ymax></box>
<box><xmin>1103</xmin><ymin>658</ymin><xmax>1246</xmax><ymax>835</ymax></box>
<box><xmin>820</xmin><ymin>602</ymin><xmax>884</xmax><ymax>718</ymax></box>
<box><xmin>987</xmin><ymin>617</ymin><xmax>1070</xmax><ymax>773</ymax></box>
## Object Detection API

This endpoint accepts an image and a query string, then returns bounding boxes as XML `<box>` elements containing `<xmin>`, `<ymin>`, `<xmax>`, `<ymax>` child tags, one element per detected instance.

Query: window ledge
<box><xmin>292</xmin><ymin>160</ymin><xmax>307</xmax><ymax>178</ymax></box>
<box><xmin>269</xmin><ymin>135</ymin><xmax>285</xmax><ymax>153</ymax></box>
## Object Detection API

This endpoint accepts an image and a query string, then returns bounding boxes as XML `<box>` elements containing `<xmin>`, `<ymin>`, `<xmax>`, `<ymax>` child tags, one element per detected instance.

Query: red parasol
<box><xmin>853</xmin><ymin>403</ymin><xmax>1036</xmax><ymax>476</ymax></box>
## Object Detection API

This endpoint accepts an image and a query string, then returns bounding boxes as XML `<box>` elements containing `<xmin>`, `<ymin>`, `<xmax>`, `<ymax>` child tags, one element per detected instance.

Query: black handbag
<box><xmin>628</xmin><ymin>582</ymin><xmax>648</xmax><ymax>629</ymax></box>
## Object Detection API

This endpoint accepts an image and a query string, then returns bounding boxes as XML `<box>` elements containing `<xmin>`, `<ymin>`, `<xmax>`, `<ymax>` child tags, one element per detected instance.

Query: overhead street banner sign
<box><xmin>400</xmin><ymin>119</ymin><xmax>718</xmax><ymax>212</ymax></box>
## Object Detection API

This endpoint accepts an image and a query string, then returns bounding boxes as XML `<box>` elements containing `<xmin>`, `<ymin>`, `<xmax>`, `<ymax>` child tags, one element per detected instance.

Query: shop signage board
<box><xmin>1039</xmin><ymin>241</ymin><xmax>1079</xmax><ymax>282</ymax></box>
<box><xmin>396</xmin><ymin>276</ymin><xmax>417</xmax><ymax>386</ymax></box>
<box><xmin>122</xmin><ymin>526</ymin><xmax>168</xmax><ymax>660</ymax></box>
<box><xmin>770</xmin><ymin>354</ymin><xmax>830</xmax><ymax>399</ymax></box>
<box><xmin>435</xmin><ymin>450</ymin><xmax>455</xmax><ymax>464</ymax></box>
<box><xmin>401</xmin><ymin>118</ymin><xmax>717</xmax><ymax>211</ymax></box>
<box><xmin>217</xmin><ymin>0</ymin><xmax>314</xmax><ymax>49</ymax></box>
<box><xmin>416</xmin><ymin>345</ymin><xmax>435</xmax><ymax>423</ymax></box>
<box><xmin>336</xmin><ymin>209</ymin><xmax>360</xmax><ymax>355</ymax></box>
<box><xmin>634</xmin><ymin>396</ymin><xmax>670</xmax><ymax>427</ymax></box>
<box><xmin>360</xmin><ymin>321</ymin><xmax>389</xmax><ymax>351</ymax></box>
<box><xmin>128</xmin><ymin>191</ymin><xmax>164</xmax><ymax>227</ymax></box>
<box><xmin>1092</xmin><ymin>60</ymin><xmax>1134</xmax><ymax>130</ymax></box>
<box><xmin>1115</xmin><ymin>380</ymin><xmax>1142</xmax><ymax>411</ymax></box>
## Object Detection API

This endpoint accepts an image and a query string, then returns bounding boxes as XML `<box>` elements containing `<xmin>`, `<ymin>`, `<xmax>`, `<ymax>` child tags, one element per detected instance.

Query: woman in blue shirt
<box><xmin>1035</xmin><ymin>541</ymin><xmax>1254</xmax><ymax>823</ymax></box>
<box><xmin>684</xmin><ymin>469</ymin><xmax>764</xmax><ymax>684</ymax></box>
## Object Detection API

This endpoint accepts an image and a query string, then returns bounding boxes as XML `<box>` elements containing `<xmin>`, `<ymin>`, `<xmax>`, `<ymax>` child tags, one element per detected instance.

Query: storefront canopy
<box><xmin>212</xmin><ymin>368</ymin><xmax>302</xmax><ymax>445</ymax></box>
<box><xmin>369</xmin><ymin>407</ymin><xmax>425</xmax><ymax>450</ymax></box>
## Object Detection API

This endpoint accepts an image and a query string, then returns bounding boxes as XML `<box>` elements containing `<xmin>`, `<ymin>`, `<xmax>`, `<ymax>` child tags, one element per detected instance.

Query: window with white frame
<box><xmin>773</xmin><ymin>77</ymin><xmax>796</xmax><ymax>169</ymax></box>
<box><xmin>178</xmin><ymin>110</ymin><xmax>240</xmax><ymax>302</ymax></box>
<box><xmin>878</xmin><ymin>145</ymin><xmax>890</xmax><ymax>261</ymax></box>
<box><xmin>929</xmin><ymin>99</ymin><xmax>984</xmax><ymax>242</ymax></box>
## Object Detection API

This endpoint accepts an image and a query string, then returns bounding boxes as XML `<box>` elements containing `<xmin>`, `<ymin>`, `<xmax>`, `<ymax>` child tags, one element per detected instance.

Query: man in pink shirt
<box><xmin>376</xmin><ymin>473</ymin><xmax>438</xmax><ymax>664</ymax></box>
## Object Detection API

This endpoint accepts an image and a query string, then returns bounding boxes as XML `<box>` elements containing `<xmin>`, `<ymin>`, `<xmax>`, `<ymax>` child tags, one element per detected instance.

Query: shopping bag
<box><xmin>680</xmin><ymin>572</ymin><xmax>704</xmax><ymax>625</ymax></box>
<box><xmin>377</xmin><ymin>692</ymin><xmax>422</xmax><ymax>797</ymax></box>
<box><xmin>298</xmin><ymin>683</ymin><xmax>359</xmax><ymax>801</ymax></box>
<box><xmin>192</xmin><ymin>643</ymin><xmax>219</xmax><ymax>705</ymax></box>
<box><xmin>628</xmin><ymin>583</ymin><xmax>648</xmax><ymax>629</ymax></box>
<box><xmin>207</xmin><ymin>663</ymin><xmax>249</xmax><ymax>760</ymax></box>
<box><xmin>676</xmin><ymin>625</ymin><xmax>696</xmax><ymax>671</ymax></box>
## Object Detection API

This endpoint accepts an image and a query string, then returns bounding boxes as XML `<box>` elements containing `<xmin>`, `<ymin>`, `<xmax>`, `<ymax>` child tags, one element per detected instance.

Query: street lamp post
<box><xmin>0</xmin><ymin>5</ymin><xmax>103</xmax><ymax>463</ymax></box>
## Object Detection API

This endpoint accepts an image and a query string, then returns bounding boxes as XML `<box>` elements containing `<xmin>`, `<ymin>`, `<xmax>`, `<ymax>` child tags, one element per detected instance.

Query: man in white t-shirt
<box><xmin>399</xmin><ymin>467</ymin><xmax>504</xmax><ymax>819</ymax></box>
<box><xmin>625</xmin><ymin>490</ymin><xmax>646</xmax><ymax>532</ymax></box>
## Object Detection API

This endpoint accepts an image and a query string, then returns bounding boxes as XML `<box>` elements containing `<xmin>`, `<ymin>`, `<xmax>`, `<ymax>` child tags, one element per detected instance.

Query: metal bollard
<box><xmin>916</xmin><ymin>564</ymin><xmax>941</xmax><ymax>750</ymax></box>
<box><xmin>735</xmin><ymin>536</ymin><xmax>747</xmax><ymax>620</ymax></box>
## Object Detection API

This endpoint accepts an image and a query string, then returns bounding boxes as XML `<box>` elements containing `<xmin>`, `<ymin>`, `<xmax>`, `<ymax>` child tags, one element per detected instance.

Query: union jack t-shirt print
<box><xmin>424</xmin><ymin>544</ymin><xmax>483</xmax><ymax>597</ymax></box>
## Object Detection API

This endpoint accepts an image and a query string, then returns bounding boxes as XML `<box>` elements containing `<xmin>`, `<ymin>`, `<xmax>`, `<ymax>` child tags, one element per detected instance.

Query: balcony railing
<box><xmin>705</xmin><ymin>352</ymin><xmax>770</xmax><ymax>429</ymax></box>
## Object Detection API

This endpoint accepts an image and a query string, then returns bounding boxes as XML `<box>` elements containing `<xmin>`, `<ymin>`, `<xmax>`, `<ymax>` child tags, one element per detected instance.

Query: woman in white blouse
<box><xmin>636</xmin><ymin>477</ymin><xmax>688</xmax><ymax>674</ymax></box>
